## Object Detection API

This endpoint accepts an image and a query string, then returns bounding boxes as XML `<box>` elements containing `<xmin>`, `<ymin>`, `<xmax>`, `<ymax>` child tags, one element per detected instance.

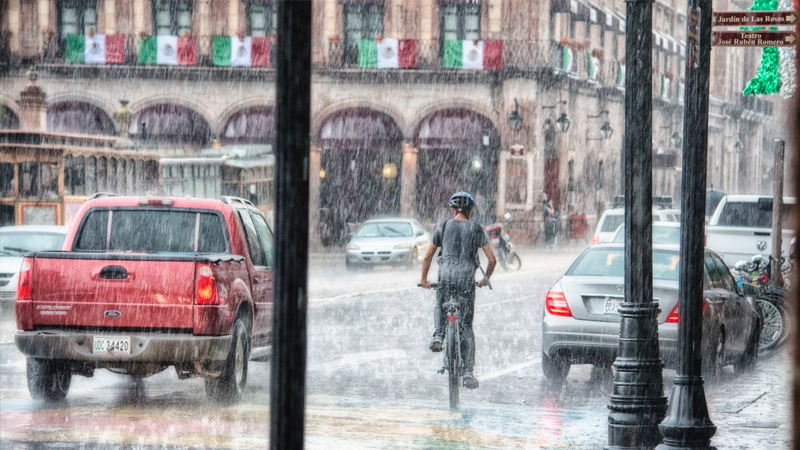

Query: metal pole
<box><xmin>771</xmin><ymin>139</ymin><xmax>785</xmax><ymax>287</ymax></box>
<box><xmin>607</xmin><ymin>1</ymin><xmax>667</xmax><ymax>449</ymax></box>
<box><xmin>657</xmin><ymin>1</ymin><xmax>716</xmax><ymax>449</ymax></box>
<box><xmin>271</xmin><ymin>2</ymin><xmax>312</xmax><ymax>450</ymax></box>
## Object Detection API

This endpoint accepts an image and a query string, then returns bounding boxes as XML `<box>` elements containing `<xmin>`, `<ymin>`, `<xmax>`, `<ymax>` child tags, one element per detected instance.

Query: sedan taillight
<box><xmin>17</xmin><ymin>258</ymin><xmax>33</xmax><ymax>300</ymax></box>
<box><xmin>545</xmin><ymin>290</ymin><xmax>572</xmax><ymax>317</ymax></box>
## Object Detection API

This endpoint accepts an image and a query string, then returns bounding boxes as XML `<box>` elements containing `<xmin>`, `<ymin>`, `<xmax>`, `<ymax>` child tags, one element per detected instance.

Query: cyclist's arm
<box><xmin>419</xmin><ymin>244</ymin><xmax>438</xmax><ymax>288</ymax></box>
<box><xmin>477</xmin><ymin>243</ymin><xmax>497</xmax><ymax>288</ymax></box>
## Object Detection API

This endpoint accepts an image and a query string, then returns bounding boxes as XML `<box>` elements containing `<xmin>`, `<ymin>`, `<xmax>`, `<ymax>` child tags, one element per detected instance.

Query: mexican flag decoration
<box><xmin>139</xmin><ymin>35</ymin><xmax>197</xmax><ymax>65</ymax></box>
<box><xmin>443</xmin><ymin>40</ymin><xmax>503</xmax><ymax>70</ymax></box>
<box><xmin>359</xmin><ymin>38</ymin><xmax>417</xmax><ymax>68</ymax></box>
<box><xmin>742</xmin><ymin>0</ymin><xmax>781</xmax><ymax>95</ymax></box>
<box><xmin>661</xmin><ymin>74</ymin><xmax>671</xmax><ymax>98</ymax></box>
<box><xmin>562</xmin><ymin>46</ymin><xmax>575</xmax><ymax>73</ymax></box>
<box><xmin>212</xmin><ymin>36</ymin><xmax>271</xmax><ymax>67</ymax></box>
<box><xmin>587</xmin><ymin>52</ymin><xmax>600</xmax><ymax>81</ymax></box>
<box><xmin>65</xmin><ymin>33</ymin><xmax>125</xmax><ymax>64</ymax></box>
<box><xmin>615</xmin><ymin>60</ymin><xmax>626</xmax><ymax>88</ymax></box>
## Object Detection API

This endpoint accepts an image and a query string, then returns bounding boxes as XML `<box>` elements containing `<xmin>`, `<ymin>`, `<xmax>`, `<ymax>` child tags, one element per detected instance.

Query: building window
<box><xmin>153</xmin><ymin>0</ymin><xmax>193</xmax><ymax>36</ymax></box>
<box><xmin>247</xmin><ymin>2</ymin><xmax>277</xmax><ymax>37</ymax></box>
<box><xmin>440</xmin><ymin>4</ymin><xmax>481</xmax><ymax>55</ymax></box>
<box><xmin>343</xmin><ymin>3</ymin><xmax>384</xmax><ymax>65</ymax></box>
<box><xmin>18</xmin><ymin>162</ymin><xmax>59</xmax><ymax>200</ymax></box>
<box><xmin>58</xmin><ymin>0</ymin><xmax>97</xmax><ymax>52</ymax></box>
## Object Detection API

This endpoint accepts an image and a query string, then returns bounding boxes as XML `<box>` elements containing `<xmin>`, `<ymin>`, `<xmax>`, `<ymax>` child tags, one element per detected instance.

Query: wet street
<box><xmin>0</xmin><ymin>246</ymin><xmax>791</xmax><ymax>449</ymax></box>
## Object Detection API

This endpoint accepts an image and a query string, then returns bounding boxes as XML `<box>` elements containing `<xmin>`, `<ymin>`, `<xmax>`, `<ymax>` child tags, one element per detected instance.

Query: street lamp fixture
<box><xmin>734</xmin><ymin>140</ymin><xmax>743</xmax><ymax>153</ymax></box>
<box><xmin>600</xmin><ymin>121</ymin><xmax>614</xmax><ymax>140</ymax></box>
<box><xmin>542</xmin><ymin>100</ymin><xmax>570</xmax><ymax>134</ymax></box>
<box><xmin>382</xmin><ymin>163</ymin><xmax>398</xmax><ymax>178</ymax></box>
<box><xmin>507</xmin><ymin>99</ymin><xmax>523</xmax><ymax>132</ymax></box>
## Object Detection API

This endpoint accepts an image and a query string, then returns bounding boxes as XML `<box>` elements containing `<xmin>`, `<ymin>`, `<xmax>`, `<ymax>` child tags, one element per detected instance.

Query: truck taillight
<box><xmin>545</xmin><ymin>290</ymin><xmax>572</xmax><ymax>317</ymax></box>
<box><xmin>17</xmin><ymin>258</ymin><xmax>33</xmax><ymax>300</ymax></box>
<box><xmin>195</xmin><ymin>264</ymin><xmax>220</xmax><ymax>305</ymax></box>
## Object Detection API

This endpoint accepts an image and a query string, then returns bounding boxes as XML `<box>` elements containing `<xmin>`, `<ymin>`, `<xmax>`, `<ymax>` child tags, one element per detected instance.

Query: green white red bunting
<box><xmin>562</xmin><ymin>46</ymin><xmax>576</xmax><ymax>73</ymax></box>
<box><xmin>616</xmin><ymin>61</ymin><xmax>626</xmax><ymax>88</ymax></box>
<box><xmin>587</xmin><ymin>53</ymin><xmax>600</xmax><ymax>81</ymax></box>
<box><xmin>65</xmin><ymin>34</ymin><xmax>125</xmax><ymax>64</ymax></box>
<box><xmin>443</xmin><ymin>40</ymin><xmax>503</xmax><ymax>70</ymax></box>
<box><xmin>138</xmin><ymin>36</ymin><xmax>197</xmax><ymax>65</ymax></box>
<box><xmin>212</xmin><ymin>36</ymin><xmax>271</xmax><ymax>67</ymax></box>
<box><xmin>359</xmin><ymin>38</ymin><xmax>417</xmax><ymax>68</ymax></box>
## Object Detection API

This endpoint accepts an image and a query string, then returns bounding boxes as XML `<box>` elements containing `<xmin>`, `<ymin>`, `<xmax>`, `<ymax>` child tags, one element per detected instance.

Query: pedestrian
<box><xmin>544</xmin><ymin>198</ymin><xmax>558</xmax><ymax>248</ymax></box>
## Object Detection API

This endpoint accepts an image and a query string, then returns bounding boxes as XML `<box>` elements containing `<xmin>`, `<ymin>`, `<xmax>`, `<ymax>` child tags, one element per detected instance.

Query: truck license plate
<box><xmin>603</xmin><ymin>298</ymin><xmax>619</xmax><ymax>314</ymax></box>
<box><xmin>93</xmin><ymin>336</ymin><xmax>131</xmax><ymax>355</ymax></box>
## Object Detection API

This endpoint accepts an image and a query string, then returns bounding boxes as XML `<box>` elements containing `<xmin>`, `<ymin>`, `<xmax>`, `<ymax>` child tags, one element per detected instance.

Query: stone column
<box><xmin>308</xmin><ymin>145</ymin><xmax>322</xmax><ymax>250</ymax></box>
<box><xmin>8</xmin><ymin>0</ymin><xmax>20</xmax><ymax>52</ymax></box>
<box><xmin>16</xmin><ymin>73</ymin><xmax>47</xmax><ymax>132</ymax></box>
<box><xmin>38</xmin><ymin>0</ymin><xmax>49</xmax><ymax>50</ymax></box>
<box><xmin>105</xmin><ymin>0</ymin><xmax>116</xmax><ymax>34</ymax></box>
<box><xmin>228</xmin><ymin>0</ymin><xmax>239</xmax><ymax>36</ymax></box>
<box><xmin>133</xmin><ymin>0</ymin><xmax>145</xmax><ymax>35</ymax></box>
<box><xmin>488</xmin><ymin>0</ymin><xmax>502</xmax><ymax>39</ymax></box>
<box><xmin>399</xmin><ymin>143</ymin><xmax>418</xmax><ymax>218</ymax></box>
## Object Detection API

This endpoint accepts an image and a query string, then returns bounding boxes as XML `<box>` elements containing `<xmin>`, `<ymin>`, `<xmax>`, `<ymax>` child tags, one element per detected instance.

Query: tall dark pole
<box><xmin>271</xmin><ymin>2</ymin><xmax>312</xmax><ymax>450</ymax></box>
<box><xmin>657</xmin><ymin>1</ymin><xmax>716</xmax><ymax>449</ymax></box>
<box><xmin>607</xmin><ymin>1</ymin><xmax>667</xmax><ymax>449</ymax></box>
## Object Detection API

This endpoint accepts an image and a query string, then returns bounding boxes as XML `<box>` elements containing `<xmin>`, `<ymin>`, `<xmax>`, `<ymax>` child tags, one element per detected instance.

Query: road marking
<box><xmin>318</xmin><ymin>349</ymin><xmax>409</xmax><ymax>371</ymax></box>
<box><xmin>481</xmin><ymin>357</ymin><xmax>542</xmax><ymax>381</ymax></box>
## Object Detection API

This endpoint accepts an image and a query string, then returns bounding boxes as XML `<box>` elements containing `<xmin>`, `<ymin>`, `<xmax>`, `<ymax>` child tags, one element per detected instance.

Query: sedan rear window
<box><xmin>567</xmin><ymin>249</ymin><xmax>681</xmax><ymax>281</ymax></box>
<box><xmin>0</xmin><ymin>232</ymin><xmax>66</xmax><ymax>256</ymax></box>
<box><xmin>356</xmin><ymin>222</ymin><xmax>413</xmax><ymax>237</ymax></box>
<box><xmin>75</xmin><ymin>209</ymin><xmax>227</xmax><ymax>253</ymax></box>
<box><xmin>600</xmin><ymin>214</ymin><xmax>624</xmax><ymax>232</ymax></box>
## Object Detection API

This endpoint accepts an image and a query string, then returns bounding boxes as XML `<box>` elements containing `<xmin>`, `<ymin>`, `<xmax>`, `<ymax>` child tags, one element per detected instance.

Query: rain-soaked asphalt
<box><xmin>0</xmin><ymin>245</ymin><xmax>791</xmax><ymax>449</ymax></box>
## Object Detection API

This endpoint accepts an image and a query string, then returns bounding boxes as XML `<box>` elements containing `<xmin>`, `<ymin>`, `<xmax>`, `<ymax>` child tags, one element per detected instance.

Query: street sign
<box><xmin>712</xmin><ymin>30</ymin><xmax>797</xmax><ymax>46</ymax></box>
<box><xmin>713</xmin><ymin>11</ymin><xmax>798</xmax><ymax>26</ymax></box>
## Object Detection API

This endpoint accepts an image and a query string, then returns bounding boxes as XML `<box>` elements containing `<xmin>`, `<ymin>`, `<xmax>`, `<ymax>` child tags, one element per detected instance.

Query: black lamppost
<box><xmin>607</xmin><ymin>0</ymin><xmax>667</xmax><ymax>448</ymax></box>
<box><xmin>657</xmin><ymin>1</ymin><xmax>717</xmax><ymax>449</ymax></box>
<box><xmin>542</xmin><ymin>100</ymin><xmax>570</xmax><ymax>134</ymax></box>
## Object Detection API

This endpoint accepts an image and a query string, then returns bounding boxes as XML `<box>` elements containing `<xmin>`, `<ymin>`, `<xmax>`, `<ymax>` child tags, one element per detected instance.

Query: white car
<box><xmin>345</xmin><ymin>218</ymin><xmax>432</xmax><ymax>270</ymax></box>
<box><xmin>593</xmin><ymin>208</ymin><xmax>682</xmax><ymax>243</ymax></box>
<box><xmin>0</xmin><ymin>225</ymin><xmax>68</xmax><ymax>308</ymax></box>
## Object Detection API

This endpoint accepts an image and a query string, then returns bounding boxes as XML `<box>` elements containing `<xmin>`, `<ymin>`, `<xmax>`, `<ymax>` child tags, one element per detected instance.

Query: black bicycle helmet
<box><xmin>449</xmin><ymin>191</ymin><xmax>475</xmax><ymax>211</ymax></box>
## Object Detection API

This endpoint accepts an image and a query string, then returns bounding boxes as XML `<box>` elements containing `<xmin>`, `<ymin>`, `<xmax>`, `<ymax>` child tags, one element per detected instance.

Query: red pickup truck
<box><xmin>15</xmin><ymin>195</ymin><xmax>274</xmax><ymax>403</ymax></box>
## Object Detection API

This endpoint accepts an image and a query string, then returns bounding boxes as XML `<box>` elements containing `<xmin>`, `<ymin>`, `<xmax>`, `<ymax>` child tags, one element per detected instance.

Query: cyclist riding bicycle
<box><xmin>419</xmin><ymin>191</ymin><xmax>496</xmax><ymax>389</ymax></box>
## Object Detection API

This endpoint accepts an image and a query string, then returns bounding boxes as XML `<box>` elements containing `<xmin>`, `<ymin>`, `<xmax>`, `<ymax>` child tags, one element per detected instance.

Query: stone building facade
<box><xmin>0</xmin><ymin>0</ymin><xmax>782</xmax><ymax>244</ymax></box>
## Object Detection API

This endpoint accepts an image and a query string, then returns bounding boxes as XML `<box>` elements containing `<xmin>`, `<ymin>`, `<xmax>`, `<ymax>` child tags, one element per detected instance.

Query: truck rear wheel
<box><xmin>27</xmin><ymin>358</ymin><xmax>71</xmax><ymax>402</ymax></box>
<box><xmin>206</xmin><ymin>318</ymin><xmax>250</xmax><ymax>404</ymax></box>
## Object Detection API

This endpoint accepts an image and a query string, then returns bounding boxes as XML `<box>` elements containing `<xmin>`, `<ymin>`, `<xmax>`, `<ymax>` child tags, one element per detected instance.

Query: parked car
<box><xmin>592</xmin><ymin>208</ymin><xmax>681</xmax><ymax>243</ymax></box>
<box><xmin>541</xmin><ymin>243</ymin><xmax>761</xmax><ymax>380</ymax></box>
<box><xmin>706</xmin><ymin>195</ymin><xmax>795</xmax><ymax>267</ymax></box>
<box><xmin>346</xmin><ymin>218</ymin><xmax>431</xmax><ymax>270</ymax></box>
<box><xmin>612</xmin><ymin>222</ymin><xmax>681</xmax><ymax>246</ymax></box>
<box><xmin>14</xmin><ymin>196</ymin><xmax>273</xmax><ymax>403</ymax></box>
<box><xmin>0</xmin><ymin>226</ymin><xmax>68</xmax><ymax>309</ymax></box>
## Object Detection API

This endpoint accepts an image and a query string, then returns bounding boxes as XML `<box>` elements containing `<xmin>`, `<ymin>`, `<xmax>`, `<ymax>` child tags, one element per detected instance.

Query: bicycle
<box><xmin>419</xmin><ymin>281</ymin><xmax>464</xmax><ymax>411</ymax></box>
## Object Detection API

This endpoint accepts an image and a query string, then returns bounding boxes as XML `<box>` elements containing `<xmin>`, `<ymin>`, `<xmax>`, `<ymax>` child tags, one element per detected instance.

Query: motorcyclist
<box><xmin>419</xmin><ymin>191</ymin><xmax>496</xmax><ymax>389</ymax></box>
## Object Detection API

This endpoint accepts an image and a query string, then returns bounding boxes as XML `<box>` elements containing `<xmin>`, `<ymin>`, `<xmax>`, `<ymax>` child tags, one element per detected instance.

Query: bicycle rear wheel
<box><xmin>446</xmin><ymin>325</ymin><xmax>459</xmax><ymax>411</ymax></box>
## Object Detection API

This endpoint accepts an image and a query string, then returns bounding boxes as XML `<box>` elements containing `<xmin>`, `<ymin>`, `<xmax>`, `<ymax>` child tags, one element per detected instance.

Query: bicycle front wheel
<box><xmin>446</xmin><ymin>325</ymin><xmax>460</xmax><ymax>411</ymax></box>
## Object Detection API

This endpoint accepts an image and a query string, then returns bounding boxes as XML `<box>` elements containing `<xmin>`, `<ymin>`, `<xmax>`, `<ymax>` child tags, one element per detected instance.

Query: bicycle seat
<box><xmin>442</xmin><ymin>301</ymin><xmax>459</xmax><ymax>310</ymax></box>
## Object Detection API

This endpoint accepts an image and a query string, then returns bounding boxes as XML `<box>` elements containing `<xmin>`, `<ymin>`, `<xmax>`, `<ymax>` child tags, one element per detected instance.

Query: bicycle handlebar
<box><xmin>417</xmin><ymin>282</ymin><xmax>483</xmax><ymax>290</ymax></box>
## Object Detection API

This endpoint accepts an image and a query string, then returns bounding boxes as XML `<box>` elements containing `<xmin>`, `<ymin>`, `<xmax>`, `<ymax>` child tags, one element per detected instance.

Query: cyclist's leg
<box><xmin>430</xmin><ymin>278</ymin><xmax>450</xmax><ymax>352</ymax></box>
<box><xmin>456</xmin><ymin>276</ymin><xmax>478</xmax><ymax>388</ymax></box>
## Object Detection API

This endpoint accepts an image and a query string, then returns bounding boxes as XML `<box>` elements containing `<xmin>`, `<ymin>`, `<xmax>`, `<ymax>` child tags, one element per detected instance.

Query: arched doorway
<box><xmin>47</xmin><ymin>101</ymin><xmax>115</xmax><ymax>135</ymax></box>
<box><xmin>317</xmin><ymin>108</ymin><xmax>403</xmax><ymax>246</ymax></box>
<box><xmin>222</xmin><ymin>106</ymin><xmax>275</xmax><ymax>145</ymax></box>
<box><xmin>414</xmin><ymin>109</ymin><xmax>498</xmax><ymax>225</ymax></box>
<box><xmin>130</xmin><ymin>104</ymin><xmax>210</xmax><ymax>149</ymax></box>
<box><xmin>1</xmin><ymin>106</ymin><xmax>20</xmax><ymax>129</ymax></box>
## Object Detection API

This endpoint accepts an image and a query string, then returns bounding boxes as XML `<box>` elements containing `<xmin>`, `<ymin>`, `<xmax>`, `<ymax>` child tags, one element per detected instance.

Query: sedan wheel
<box><xmin>542</xmin><ymin>352</ymin><xmax>570</xmax><ymax>381</ymax></box>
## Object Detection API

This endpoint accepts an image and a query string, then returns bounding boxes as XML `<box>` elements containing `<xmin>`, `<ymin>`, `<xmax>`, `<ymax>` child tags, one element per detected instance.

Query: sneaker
<box><xmin>429</xmin><ymin>335</ymin><xmax>443</xmax><ymax>352</ymax></box>
<box><xmin>463</xmin><ymin>372</ymin><xmax>479</xmax><ymax>389</ymax></box>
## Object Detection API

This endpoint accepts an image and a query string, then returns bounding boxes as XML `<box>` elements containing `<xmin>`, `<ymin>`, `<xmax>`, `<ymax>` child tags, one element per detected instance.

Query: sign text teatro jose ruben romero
<box><xmin>712</xmin><ymin>31</ymin><xmax>797</xmax><ymax>47</ymax></box>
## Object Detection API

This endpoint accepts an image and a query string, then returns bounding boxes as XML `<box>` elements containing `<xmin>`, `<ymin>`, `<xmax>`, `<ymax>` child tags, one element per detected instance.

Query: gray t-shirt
<box><xmin>433</xmin><ymin>219</ymin><xmax>488</xmax><ymax>276</ymax></box>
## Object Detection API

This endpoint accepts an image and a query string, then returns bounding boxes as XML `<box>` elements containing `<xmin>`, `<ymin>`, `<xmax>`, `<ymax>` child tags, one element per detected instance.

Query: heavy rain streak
<box><xmin>0</xmin><ymin>0</ymin><xmax>795</xmax><ymax>449</ymax></box>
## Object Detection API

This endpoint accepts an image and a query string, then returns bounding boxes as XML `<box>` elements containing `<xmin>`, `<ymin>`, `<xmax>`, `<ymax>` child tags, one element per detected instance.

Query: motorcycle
<box><xmin>734</xmin><ymin>254</ymin><xmax>792</xmax><ymax>351</ymax></box>
<box><xmin>485</xmin><ymin>212</ymin><xmax>522</xmax><ymax>271</ymax></box>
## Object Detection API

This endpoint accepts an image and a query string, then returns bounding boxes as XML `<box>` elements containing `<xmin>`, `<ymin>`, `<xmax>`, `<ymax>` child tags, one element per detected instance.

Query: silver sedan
<box><xmin>345</xmin><ymin>219</ymin><xmax>431</xmax><ymax>270</ymax></box>
<box><xmin>541</xmin><ymin>244</ymin><xmax>761</xmax><ymax>380</ymax></box>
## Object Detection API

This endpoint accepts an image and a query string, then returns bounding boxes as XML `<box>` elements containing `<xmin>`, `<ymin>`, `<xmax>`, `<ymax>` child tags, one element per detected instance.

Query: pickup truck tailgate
<box><xmin>31</xmin><ymin>254</ymin><xmax>196</xmax><ymax>329</ymax></box>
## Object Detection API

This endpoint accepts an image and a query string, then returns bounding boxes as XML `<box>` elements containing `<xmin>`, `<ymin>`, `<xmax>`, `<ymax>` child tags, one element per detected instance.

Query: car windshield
<box><xmin>0</xmin><ymin>231</ymin><xmax>66</xmax><ymax>256</ymax></box>
<box><xmin>613</xmin><ymin>225</ymin><xmax>681</xmax><ymax>245</ymax></box>
<box><xmin>601</xmin><ymin>214</ymin><xmax>625</xmax><ymax>232</ymax></box>
<box><xmin>355</xmin><ymin>222</ymin><xmax>413</xmax><ymax>238</ymax></box>
<box><xmin>74</xmin><ymin>209</ymin><xmax>228</xmax><ymax>253</ymax></box>
<box><xmin>567</xmin><ymin>248</ymin><xmax>681</xmax><ymax>281</ymax></box>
